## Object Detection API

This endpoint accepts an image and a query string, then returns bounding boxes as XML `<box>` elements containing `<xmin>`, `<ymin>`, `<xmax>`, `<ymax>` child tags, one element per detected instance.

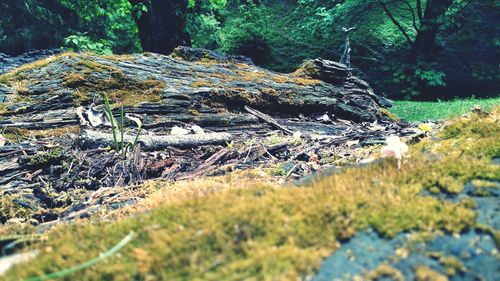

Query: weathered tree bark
<box><xmin>128</xmin><ymin>0</ymin><xmax>191</xmax><ymax>54</ymax></box>
<box><xmin>0</xmin><ymin>46</ymin><xmax>391</xmax><ymax>128</ymax></box>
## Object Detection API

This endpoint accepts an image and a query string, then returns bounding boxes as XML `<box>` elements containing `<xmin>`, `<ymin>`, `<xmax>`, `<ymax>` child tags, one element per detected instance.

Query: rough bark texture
<box><xmin>0</xmin><ymin>46</ymin><xmax>393</xmax><ymax>128</ymax></box>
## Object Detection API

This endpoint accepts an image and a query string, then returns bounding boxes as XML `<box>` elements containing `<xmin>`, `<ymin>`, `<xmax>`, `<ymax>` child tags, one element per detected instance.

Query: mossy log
<box><xmin>0</xmin><ymin>47</ymin><xmax>417</xmax><ymax>225</ymax></box>
<box><xmin>0</xmin><ymin>46</ymin><xmax>391</xmax><ymax>133</ymax></box>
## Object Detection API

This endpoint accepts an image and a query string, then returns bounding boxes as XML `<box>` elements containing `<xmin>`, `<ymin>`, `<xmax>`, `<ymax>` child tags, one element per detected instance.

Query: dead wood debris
<box><xmin>0</xmin><ymin>114</ymin><xmax>423</xmax><ymax>228</ymax></box>
<box><xmin>0</xmin><ymin>48</ymin><xmax>425</xmax><ymax>228</ymax></box>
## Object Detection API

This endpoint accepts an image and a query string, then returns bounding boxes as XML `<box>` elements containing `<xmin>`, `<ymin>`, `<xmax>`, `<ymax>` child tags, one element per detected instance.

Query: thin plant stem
<box><xmin>120</xmin><ymin>107</ymin><xmax>125</xmax><ymax>155</ymax></box>
<box><xmin>131</xmin><ymin>126</ymin><xmax>142</xmax><ymax>151</ymax></box>
<box><xmin>102</xmin><ymin>94</ymin><xmax>118</xmax><ymax>152</ymax></box>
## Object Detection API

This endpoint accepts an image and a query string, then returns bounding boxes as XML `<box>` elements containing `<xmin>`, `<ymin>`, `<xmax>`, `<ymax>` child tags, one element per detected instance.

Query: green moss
<box><xmin>63</xmin><ymin>65</ymin><xmax>165</xmax><ymax>107</ymax></box>
<box><xmin>415</xmin><ymin>266</ymin><xmax>448</xmax><ymax>281</ymax></box>
<box><xmin>438</xmin><ymin>255</ymin><xmax>466</xmax><ymax>275</ymax></box>
<box><xmin>63</xmin><ymin>72</ymin><xmax>87</xmax><ymax>87</ymax></box>
<box><xmin>365</xmin><ymin>264</ymin><xmax>404</xmax><ymax>281</ymax></box>
<box><xmin>76</xmin><ymin>59</ymin><xmax>118</xmax><ymax>73</ymax></box>
<box><xmin>0</xmin><ymin>52</ymin><xmax>77</xmax><ymax>84</ymax></box>
<box><xmin>29</xmin><ymin>147</ymin><xmax>64</xmax><ymax>166</ymax></box>
<box><xmin>0</xmin><ymin>195</ymin><xmax>37</xmax><ymax>224</ymax></box>
<box><xmin>378</xmin><ymin>107</ymin><xmax>401</xmax><ymax>121</ymax></box>
<box><xmin>3</xmin><ymin>108</ymin><xmax>500</xmax><ymax>280</ymax></box>
<box><xmin>441</xmin><ymin>111</ymin><xmax>500</xmax><ymax>139</ymax></box>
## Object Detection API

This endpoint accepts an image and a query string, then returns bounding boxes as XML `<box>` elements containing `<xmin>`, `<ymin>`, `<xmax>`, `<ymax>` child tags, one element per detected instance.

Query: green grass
<box><xmin>389</xmin><ymin>97</ymin><xmax>500</xmax><ymax>122</ymax></box>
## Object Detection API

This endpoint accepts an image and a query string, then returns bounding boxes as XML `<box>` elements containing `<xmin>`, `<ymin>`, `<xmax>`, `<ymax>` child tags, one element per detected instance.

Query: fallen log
<box><xmin>0</xmin><ymin>47</ymin><xmax>416</xmax><ymax>225</ymax></box>
<box><xmin>0</xmin><ymin>46</ymin><xmax>392</xmax><ymax>127</ymax></box>
<box><xmin>79</xmin><ymin>130</ymin><xmax>233</xmax><ymax>150</ymax></box>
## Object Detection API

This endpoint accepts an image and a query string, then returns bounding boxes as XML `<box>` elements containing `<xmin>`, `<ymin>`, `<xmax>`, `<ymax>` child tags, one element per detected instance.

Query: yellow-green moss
<box><xmin>0</xmin><ymin>102</ymin><xmax>12</xmax><ymax>115</ymax></box>
<box><xmin>415</xmin><ymin>266</ymin><xmax>448</xmax><ymax>281</ymax></box>
<box><xmin>187</xmin><ymin>108</ymin><xmax>201</xmax><ymax>116</ymax></box>
<box><xmin>101</xmin><ymin>54</ymin><xmax>136</xmax><ymax>62</ymax></box>
<box><xmin>1</xmin><ymin>126</ymin><xmax>80</xmax><ymax>141</ymax></box>
<box><xmin>379</xmin><ymin>107</ymin><xmax>401</xmax><ymax>122</ymax></box>
<box><xmin>0</xmin><ymin>195</ymin><xmax>37</xmax><ymax>223</ymax></box>
<box><xmin>3</xmin><ymin>108</ymin><xmax>500</xmax><ymax>280</ymax></box>
<box><xmin>438</xmin><ymin>255</ymin><xmax>465</xmax><ymax>275</ymax></box>
<box><xmin>29</xmin><ymin>147</ymin><xmax>64</xmax><ymax>165</ymax></box>
<box><xmin>469</xmin><ymin>179</ymin><xmax>498</xmax><ymax>196</ymax></box>
<box><xmin>0</xmin><ymin>52</ymin><xmax>77</xmax><ymax>84</ymax></box>
<box><xmin>63</xmin><ymin>72</ymin><xmax>87</xmax><ymax>87</ymax></box>
<box><xmin>441</xmin><ymin>109</ymin><xmax>500</xmax><ymax>139</ymax></box>
<box><xmin>271</xmin><ymin>74</ymin><xmax>322</xmax><ymax>85</ymax></box>
<box><xmin>63</xmin><ymin>66</ymin><xmax>165</xmax><ymax>107</ymax></box>
<box><xmin>0</xmin><ymin>52</ymin><xmax>163</xmax><ymax>110</ymax></box>
<box><xmin>190</xmin><ymin>80</ymin><xmax>213</xmax><ymax>88</ymax></box>
<box><xmin>11</xmin><ymin>80</ymin><xmax>30</xmax><ymax>95</ymax></box>
<box><xmin>365</xmin><ymin>264</ymin><xmax>405</xmax><ymax>281</ymax></box>
<box><xmin>76</xmin><ymin>59</ymin><xmax>119</xmax><ymax>73</ymax></box>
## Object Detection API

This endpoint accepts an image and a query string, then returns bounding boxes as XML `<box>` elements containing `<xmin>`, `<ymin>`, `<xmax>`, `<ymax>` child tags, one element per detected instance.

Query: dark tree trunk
<box><xmin>410</xmin><ymin>0</ymin><xmax>453</xmax><ymax>60</ymax></box>
<box><xmin>128</xmin><ymin>0</ymin><xmax>191</xmax><ymax>54</ymax></box>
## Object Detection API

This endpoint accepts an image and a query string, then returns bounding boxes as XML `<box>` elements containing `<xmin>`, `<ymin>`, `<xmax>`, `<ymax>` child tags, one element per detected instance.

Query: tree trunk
<box><xmin>410</xmin><ymin>0</ymin><xmax>453</xmax><ymax>60</ymax></box>
<box><xmin>128</xmin><ymin>0</ymin><xmax>191</xmax><ymax>54</ymax></box>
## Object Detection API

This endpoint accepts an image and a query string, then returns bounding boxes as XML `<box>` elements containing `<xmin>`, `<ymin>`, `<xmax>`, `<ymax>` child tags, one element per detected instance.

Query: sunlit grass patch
<box><xmin>389</xmin><ymin>97</ymin><xmax>500</xmax><ymax>122</ymax></box>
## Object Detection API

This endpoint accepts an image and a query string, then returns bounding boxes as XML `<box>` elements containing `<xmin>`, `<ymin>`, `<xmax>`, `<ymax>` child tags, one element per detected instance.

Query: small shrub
<box><xmin>64</xmin><ymin>34</ymin><xmax>113</xmax><ymax>55</ymax></box>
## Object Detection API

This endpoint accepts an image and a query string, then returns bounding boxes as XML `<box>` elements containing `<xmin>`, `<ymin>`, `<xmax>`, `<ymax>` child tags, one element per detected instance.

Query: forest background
<box><xmin>1</xmin><ymin>0</ymin><xmax>498</xmax><ymax>100</ymax></box>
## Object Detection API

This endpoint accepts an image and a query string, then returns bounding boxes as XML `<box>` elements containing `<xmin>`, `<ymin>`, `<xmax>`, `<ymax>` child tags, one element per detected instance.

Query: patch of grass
<box><xmin>3</xmin><ymin>108</ymin><xmax>500</xmax><ymax>280</ymax></box>
<box><xmin>389</xmin><ymin>97</ymin><xmax>500</xmax><ymax>122</ymax></box>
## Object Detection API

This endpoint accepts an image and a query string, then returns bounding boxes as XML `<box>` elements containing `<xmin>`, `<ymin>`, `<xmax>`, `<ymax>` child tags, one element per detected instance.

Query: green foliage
<box><xmin>186</xmin><ymin>13</ymin><xmax>222</xmax><ymax>49</ymax></box>
<box><xmin>184</xmin><ymin>0</ymin><xmax>498</xmax><ymax>99</ymax></box>
<box><xmin>0</xmin><ymin>0</ymin><xmax>498</xmax><ymax>100</ymax></box>
<box><xmin>217</xmin><ymin>4</ymin><xmax>273</xmax><ymax>65</ymax></box>
<box><xmin>64</xmin><ymin>34</ymin><xmax>113</xmax><ymax>55</ymax></box>
<box><xmin>415</xmin><ymin>69</ymin><xmax>446</xmax><ymax>87</ymax></box>
<box><xmin>60</xmin><ymin>0</ymin><xmax>140</xmax><ymax>53</ymax></box>
<box><xmin>29</xmin><ymin>147</ymin><xmax>64</xmax><ymax>166</ymax></box>
<box><xmin>0</xmin><ymin>0</ymin><xmax>78</xmax><ymax>54</ymax></box>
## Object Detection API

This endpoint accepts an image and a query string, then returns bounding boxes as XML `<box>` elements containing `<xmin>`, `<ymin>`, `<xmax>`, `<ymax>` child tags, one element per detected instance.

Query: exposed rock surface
<box><xmin>314</xmin><ymin>181</ymin><xmax>500</xmax><ymax>281</ymax></box>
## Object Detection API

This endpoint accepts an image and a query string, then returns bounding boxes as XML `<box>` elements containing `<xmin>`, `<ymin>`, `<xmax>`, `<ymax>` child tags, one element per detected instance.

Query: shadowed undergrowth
<box><xmin>3</xmin><ymin>108</ymin><xmax>499</xmax><ymax>280</ymax></box>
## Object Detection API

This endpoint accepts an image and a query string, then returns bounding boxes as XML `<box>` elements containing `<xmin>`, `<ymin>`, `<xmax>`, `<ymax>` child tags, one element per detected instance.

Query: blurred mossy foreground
<box><xmin>3</xmin><ymin>108</ymin><xmax>500</xmax><ymax>280</ymax></box>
